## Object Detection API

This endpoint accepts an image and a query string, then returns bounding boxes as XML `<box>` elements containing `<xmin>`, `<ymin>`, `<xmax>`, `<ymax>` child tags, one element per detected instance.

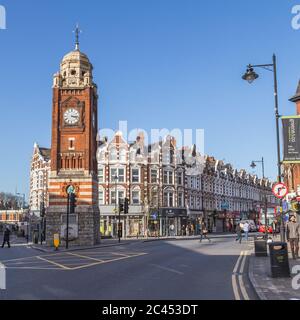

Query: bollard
<box><xmin>0</xmin><ymin>262</ymin><xmax>6</xmax><ymax>290</ymax></box>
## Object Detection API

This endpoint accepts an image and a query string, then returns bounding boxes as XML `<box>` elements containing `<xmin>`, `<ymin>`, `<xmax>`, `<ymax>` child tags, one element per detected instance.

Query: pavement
<box><xmin>248</xmin><ymin>235</ymin><xmax>300</xmax><ymax>300</ymax></box>
<box><xmin>0</xmin><ymin>234</ymin><xmax>258</xmax><ymax>300</ymax></box>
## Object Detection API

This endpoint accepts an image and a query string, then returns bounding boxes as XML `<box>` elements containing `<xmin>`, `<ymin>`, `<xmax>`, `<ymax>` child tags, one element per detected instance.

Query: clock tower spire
<box><xmin>46</xmin><ymin>32</ymin><xmax>100</xmax><ymax>246</ymax></box>
<box><xmin>73</xmin><ymin>23</ymin><xmax>81</xmax><ymax>51</ymax></box>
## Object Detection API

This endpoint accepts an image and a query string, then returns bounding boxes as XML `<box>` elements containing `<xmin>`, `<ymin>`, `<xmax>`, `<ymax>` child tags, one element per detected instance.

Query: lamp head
<box><xmin>250</xmin><ymin>161</ymin><xmax>257</xmax><ymax>169</ymax></box>
<box><xmin>242</xmin><ymin>65</ymin><xmax>259</xmax><ymax>84</ymax></box>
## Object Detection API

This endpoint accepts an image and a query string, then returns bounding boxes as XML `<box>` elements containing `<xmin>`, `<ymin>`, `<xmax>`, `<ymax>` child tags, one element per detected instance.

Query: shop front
<box><xmin>100</xmin><ymin>205</ymin><xmax>147</xmax><ymax>238</ymax></box>
<box><xmin>159</xmin><ymin>208</ymin><xmax>187</xmax><ymax>236</ymax></box>
<box><xmin>215</xmin><ymin>211</ymin><xmax>237</xmax><ymax>233</ymax></box>
<box><xmin>126</xmin><ymin>215</ymin><xmax>145</xmax><ymax>238</ymax></box>
<box><xmin>187</xmin><ymin>211</ymin><xmax>204</xmax><ymax>235</ymax></box>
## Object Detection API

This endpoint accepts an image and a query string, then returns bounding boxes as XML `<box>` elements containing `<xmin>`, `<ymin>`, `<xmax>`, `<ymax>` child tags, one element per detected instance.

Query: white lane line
<box><xmin>150</xmin><ymin>263</ymin><xmax>184</xmax><ymax>275</ymax></box>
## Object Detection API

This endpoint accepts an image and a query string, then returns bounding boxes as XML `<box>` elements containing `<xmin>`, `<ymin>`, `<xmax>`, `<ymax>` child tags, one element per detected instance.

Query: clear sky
<box><xmin>1</xmin><ymin>0</ymin><xmax>300</xmax><ymax>199</ymax></box>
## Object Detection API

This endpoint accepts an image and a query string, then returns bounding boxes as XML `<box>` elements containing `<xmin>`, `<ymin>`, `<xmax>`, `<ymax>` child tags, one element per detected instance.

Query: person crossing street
<box><xmin>243</xmin><ymin>221</ymin><xmax>250</xmax><ymax>242</ymax></box>
<box><xmin>2</xmin><ymin>226</ymin><xmax>11</xmax><ymax>248</ymax></box>
<box><xmin>235</xmin><ymin>223</ymin><xmax>242</xmax><ymax>244</ymax></box>
<box><xmin>200</xmin><ymin>221</ymin><xmax>211</xmax><ymax>243</ymax></box>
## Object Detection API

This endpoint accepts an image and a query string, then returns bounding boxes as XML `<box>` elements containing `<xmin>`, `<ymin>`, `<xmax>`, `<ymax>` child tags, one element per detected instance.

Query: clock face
<box><xmin>64</xmin><ymin>109</ymin><xmax>80</xmax><ymax>125</ymax></box>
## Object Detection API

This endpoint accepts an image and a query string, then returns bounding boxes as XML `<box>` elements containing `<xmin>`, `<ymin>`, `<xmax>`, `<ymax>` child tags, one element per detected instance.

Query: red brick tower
<box><xmin>46</xmin><ymin>29</ymin><xmax>100</xmax><ymax>246</ymax></box>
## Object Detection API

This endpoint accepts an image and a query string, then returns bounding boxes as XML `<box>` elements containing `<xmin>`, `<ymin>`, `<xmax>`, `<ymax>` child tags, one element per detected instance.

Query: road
<box><xmin>0</xmin><ymin>234</ymin><xmax>258</xmax><ymax>300</ymax></box>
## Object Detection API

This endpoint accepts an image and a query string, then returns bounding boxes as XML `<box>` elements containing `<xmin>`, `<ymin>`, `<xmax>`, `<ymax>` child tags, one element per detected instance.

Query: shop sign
<box><xmin>160</xmin><ymin>208</ymin><xmax>187</xmax><ymax>217</ymax></box>
<box><xmin>221</xmin><ymin>202</ymin><xmax>229</xmax><ymax>210</ymax></box>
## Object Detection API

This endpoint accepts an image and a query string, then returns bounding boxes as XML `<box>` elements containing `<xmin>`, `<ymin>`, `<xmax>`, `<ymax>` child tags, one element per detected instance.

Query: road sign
<box><xmin>272</xmin><ymin>182</ymin><xmax>288</xmax><ymax>199</ymax></box>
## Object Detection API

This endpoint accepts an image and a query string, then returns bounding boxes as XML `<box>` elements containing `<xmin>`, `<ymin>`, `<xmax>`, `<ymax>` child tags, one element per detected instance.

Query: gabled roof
<box><xmin>289</xmin><ymin>80</ymin><xmax>300</xmax><ymax>103</ymax></box>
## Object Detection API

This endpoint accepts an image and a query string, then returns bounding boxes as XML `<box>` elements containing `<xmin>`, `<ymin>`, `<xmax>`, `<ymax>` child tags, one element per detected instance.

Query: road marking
<box><xmin>70</xmin><ymin>253</ymin><xmax>147</xmax><ymax>270</ymax></box>
<box><xmin>238</xmin><ymin>275</ymin><xmax>250</xmax><ymax>300</ymax></box>
<box><xmin>239</xmin><ymin>250</ymin><xmax>250</xmax><ymax>300</ymax></box>
<box><xmin>2</xmin><ymin>251</ymin><xmax>147</xmax><ymax>271</ymax></box>
<box><xmin>5</xmin><ymin>266</ymin><xmax>62</xmax><ymax>270</ymax></box>
<box><xmin>233</xmin><ymin>251</ymin><xmax>244</xmax><ymax>274</ymax></box>
<box><xmin>232</xmin><ymin>274</ymin><xmax>241</xmax><ymax>300</ymax></box>
<box><xmin>150</xmin><ymin>263</ymin><xmax>184</xmax><ymax>275</ymax></box>
<box><xmin>240</xmin><ymin>251</ymin><xmax>249</xmax><ymax>274</ymax></box>
<box><xmin>232</xmin><ymin>250</ymin><xmax>250</xmax><ymax>300</ymax></box>
<box><xmin>232</xmin><ymin>251</ymin><xmax>243</xmax><ymax>300</ymax></box>
<box><xmin>66</xmin><ymin>252</ymin><xmax>105</xmax><ymax>262</ymax></box>
<box><xmin>37</xmin><ymin>256</ymin><xmax>71</xmax><ymax>270</ymax></box>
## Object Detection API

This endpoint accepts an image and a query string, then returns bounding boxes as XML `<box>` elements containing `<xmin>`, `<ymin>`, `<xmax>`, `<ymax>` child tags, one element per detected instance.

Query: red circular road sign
<box><xmin>272</xmin><ymin>183</ymin><xmax>288</xmax><ymax>199</ymax></box>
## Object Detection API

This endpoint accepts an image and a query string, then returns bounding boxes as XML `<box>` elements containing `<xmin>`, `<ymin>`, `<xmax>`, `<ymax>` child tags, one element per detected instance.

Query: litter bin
<box><xmin>269</xmin><ymin>242</ymin><xmax>290</xmax><ymax>278</ymax></box>
<box><xmin>254</xmin><ymin>235</ymin><xmax>267</xmax><ymax>257</ymax></box>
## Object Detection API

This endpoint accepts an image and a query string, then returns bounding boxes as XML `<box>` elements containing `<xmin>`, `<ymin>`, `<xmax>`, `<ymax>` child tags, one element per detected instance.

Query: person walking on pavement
<box><xmin>235</xmin><ymin>223</ymin><xmax>242</xmax><ymax>244</ymax></box>
<box><xmin>286</xmin><ymin>215</ymin><xmax>300</xmax><ymax>260</ymax></box>
<box><xmin>243</xmin><ymin>221</ymin><xmax>250</xmax><ymax>242</ymax></box>
<box><xmin>200</xmin><ymin>221</ymin><xmax>211</xmax><ymax>243</ymax></box>
<box><xmin>2</xmin><ymin>226</ymin><xmax>11</xmax><ymax>248</ymax></box>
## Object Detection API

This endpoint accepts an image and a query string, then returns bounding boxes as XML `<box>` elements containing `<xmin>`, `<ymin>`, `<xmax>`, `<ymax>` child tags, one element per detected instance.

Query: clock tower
<box><xmin>46</xmin><ymin>28</ymin><xmax>100</xmax><ymax>246</ymax></box>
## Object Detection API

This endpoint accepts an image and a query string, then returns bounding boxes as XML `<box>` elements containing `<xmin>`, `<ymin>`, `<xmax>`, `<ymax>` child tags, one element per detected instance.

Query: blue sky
<box><xmin>0</xmin><ymin>0</ymin><xmax>300</xmax><ymax>199</ymax></box>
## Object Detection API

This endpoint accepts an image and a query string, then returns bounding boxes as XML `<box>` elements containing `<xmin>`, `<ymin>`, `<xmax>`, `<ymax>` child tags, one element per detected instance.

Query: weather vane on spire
<box><xmin>73</xmin><ymin>23</ymin><xmax>82</xmax><ymax>50</ymax></box>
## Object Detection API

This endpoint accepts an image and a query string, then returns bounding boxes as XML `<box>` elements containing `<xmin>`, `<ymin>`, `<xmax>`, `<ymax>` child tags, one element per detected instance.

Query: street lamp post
<box><xmin>243</xmin><ymin>54</ymin><xmax>285</xmax><ymax>242</ymax></box>
<box><xmin>16</xmin><ymin>193</ymin><xmax>27</xmax><ymax>241</ymax></box>
<box><xmin>250</xmin><ymin>158</ymin><xmax>268</xmax><ymax>239</ymax></box>
<box><xmin>114</xmin><ymin>174</ymin><xmax>118</xmax><ymax>239</ymax></box>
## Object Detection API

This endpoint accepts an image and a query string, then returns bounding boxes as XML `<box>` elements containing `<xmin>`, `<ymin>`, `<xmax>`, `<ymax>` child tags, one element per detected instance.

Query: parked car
<box><xmin>258</xmin><ymin>225</ymin><xmax>273</xmax><ymax>234</ymax></box>
<box><xmin>239</xmin><ymin>220</ymin><xmax>257</xmax><ymax>232</ymax></box>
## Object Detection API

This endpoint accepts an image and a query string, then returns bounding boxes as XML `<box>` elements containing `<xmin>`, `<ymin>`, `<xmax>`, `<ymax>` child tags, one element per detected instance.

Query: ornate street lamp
<box><xmin>242</xmin><ymin>54</ymin><xmax>285</xmax><ymax>242</ymax></box>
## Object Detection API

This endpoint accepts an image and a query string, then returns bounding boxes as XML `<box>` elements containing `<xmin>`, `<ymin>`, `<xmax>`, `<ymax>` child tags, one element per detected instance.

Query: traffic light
<box><xmin>70</xmin><ymin>193</ymin><xmax>76</xmax><ymax>214</ymax></box>
<box><xmin>40</xmin><ymin>202</ymin><xmax>46</xmax><ymax>217</ymax></box>
<box><xmin>124</xmin><ymin>198</ymin><xmax>129</xmax><ymax>214</ymax></box>
<box><xmin>119</xmin><ymin>200</ymin><xmax>124</xmax><ymax>213</ymax></box>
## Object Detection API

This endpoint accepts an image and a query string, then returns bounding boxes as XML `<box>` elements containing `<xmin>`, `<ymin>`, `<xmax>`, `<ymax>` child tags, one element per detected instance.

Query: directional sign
<box><xmin>272</xmin><ymin>183</ymin><xmax>288</xmax><ymax>199</ymax></box>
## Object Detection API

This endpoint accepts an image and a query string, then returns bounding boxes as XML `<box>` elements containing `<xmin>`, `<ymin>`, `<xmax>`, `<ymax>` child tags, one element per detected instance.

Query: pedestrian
<box><xmin>286</xmin><ymin>215</ymin><xmax>300</xmax><ymax>260</ymax></box>
<box><xmin>200</xmin><ymin>222</ymin><xmax>211</xmax><ymax>243</ymax></box>
<box><xmin>2</xmin><ymin>226</ymin><xmax>11</xmax><ymax>248</ymax></box>
<box><xmin>243</xmin><ymin>221</ymin><xmax>250</xmax><ymax>242</ymax></box>
<box><xmin>235</xmin><ymin>223</ymin><xmax>242</xmax><ymax>244</ymax></box>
